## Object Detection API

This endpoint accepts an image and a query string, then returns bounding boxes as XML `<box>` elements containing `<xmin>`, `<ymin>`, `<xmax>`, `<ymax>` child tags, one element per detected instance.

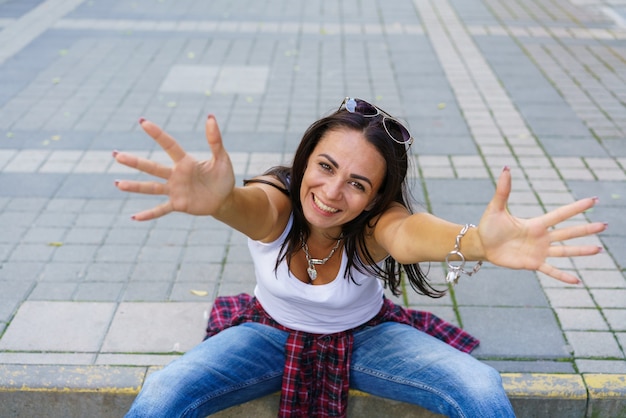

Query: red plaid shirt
<box><xmin>205</xmin><ymin>294</ymin><xmax>478</xmax><ymax>418</ymax></box>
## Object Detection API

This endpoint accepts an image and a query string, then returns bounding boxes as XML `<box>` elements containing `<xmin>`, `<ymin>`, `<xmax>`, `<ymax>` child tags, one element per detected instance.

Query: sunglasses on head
<box><xmin>338</xmin><ymin>97</ymin><xmax>414</xmax><ymax>148</ymax></box>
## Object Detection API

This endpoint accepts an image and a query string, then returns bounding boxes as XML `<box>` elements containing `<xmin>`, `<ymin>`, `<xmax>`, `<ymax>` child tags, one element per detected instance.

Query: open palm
<box><xmin>114</xmin><ymin>116</ymin><xmax>235</xmax><ymax>221</ymax></box>
<box><xmin>477</xmin><ymin>167</ymin><xmax>606</xmax><ymax>284</ymax></box>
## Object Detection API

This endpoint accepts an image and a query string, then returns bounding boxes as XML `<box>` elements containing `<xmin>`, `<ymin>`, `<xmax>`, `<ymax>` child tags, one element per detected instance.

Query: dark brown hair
<box><xmin>259</xmin><ymin>110</ymin><xmax>444</xmax><ymax>298</ymax></box>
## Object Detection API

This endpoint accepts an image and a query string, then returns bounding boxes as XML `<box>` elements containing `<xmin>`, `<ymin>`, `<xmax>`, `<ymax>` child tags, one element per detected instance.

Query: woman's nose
<box><xmin>324</xmin><ymin>178</ymin><xmax>343</xmax><ymax>200</ymax></box>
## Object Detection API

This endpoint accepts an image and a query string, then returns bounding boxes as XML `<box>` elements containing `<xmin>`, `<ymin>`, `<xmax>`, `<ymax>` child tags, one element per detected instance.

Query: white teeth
<box><xmin>314</xmin><ymin>195</ymin><xmax>338</xmax><ymax>213</ymax></box>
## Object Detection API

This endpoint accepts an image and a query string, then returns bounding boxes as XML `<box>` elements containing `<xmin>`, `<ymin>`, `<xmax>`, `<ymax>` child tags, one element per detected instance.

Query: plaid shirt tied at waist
<box><xmin>205</xmin><ymin>294</ymin><xmax>479</xmax><ymax>418</ymax></box>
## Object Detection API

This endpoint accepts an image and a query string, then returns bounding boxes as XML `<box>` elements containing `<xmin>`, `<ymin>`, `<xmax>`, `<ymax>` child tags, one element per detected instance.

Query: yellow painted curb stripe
<box><xmin>584</xmin><ymin>374</ymin><xmax>626</xmax><ymax>399</ymax></box>
<box><xmin>0</xmin><ymin>386</ymin><xmax>140</xmax><ymax>394</ymax></box>
<box><xmin>501</xmin><ymin>373</ymin><xmax>587</xmax><ymax>399</ymax></box>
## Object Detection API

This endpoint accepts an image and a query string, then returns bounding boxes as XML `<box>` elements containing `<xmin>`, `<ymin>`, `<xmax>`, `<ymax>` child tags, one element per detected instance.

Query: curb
<box><xmin>1</xmin><ymin>365</ymin><xmax>625</xmax><ymax>417</ymax></box>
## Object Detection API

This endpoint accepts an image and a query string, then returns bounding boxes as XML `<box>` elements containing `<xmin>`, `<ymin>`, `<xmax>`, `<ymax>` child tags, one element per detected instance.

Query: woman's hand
<box><xmin>477</xmin><ymin>167</ymin><xmax>607</xmax><ymax>284</ymax></box>
<box><xmin>114</xmin><ymin>115</ymin><xmax>235</xmax><ymax>221</ymax></box>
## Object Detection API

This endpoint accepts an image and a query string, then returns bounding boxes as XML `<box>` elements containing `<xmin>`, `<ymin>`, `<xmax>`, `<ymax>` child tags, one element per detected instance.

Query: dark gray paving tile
<box><xmin>122</xmin><ymin>281</ymin><xmax>171</xmax><ymax>302</ymax></box>
<box><xmin>484</xmin><ymin>360</ymin><xmax>575</xmax><ymax>374</ymax></box>
<box><xmin>29</xmin><ymin>282</ymin><xmax>77</xmax><ymax>300</ymax></box>
<box><xmin>426</xmin><ymin>203</ymin><xmax>485</xmax><ymax>226</ymax></box>
<box><xmin>539</xmin><ymin>137</ymin><xmax>608</xmax><ymax>157</ymax></box>
<box><xmin>425</xmin><ymin>178</ymin><xmax>495</xmax><ymax>204</ymax></box>
<box><xmin>55</xmin><ymin>174</ymin><xmax>121</xmax><ymax>198</ymax></box>
<box><xmin>0</xmin><ymin>173</ymin><xmax>67</xmax><ymax>197</ymax></box>
<box><xmin>39</xmin><ymin>262</ymin><xmax>86</xmax><ymax>282</ymax></box>
<box><xmin>73</xmin><ymin>282</ymin><xmax>125</xmax><ymax>302</ymax></box>
<box><xmin>460</xmin><ymin>307</ymin><xmax>571</xmax><ymax>358</ymax></box>
<box><xmin>130</xmin><ymin>262</ymin><xmax>178</xmax><ymax>282</ymax></box>
<box><xmin>84</xmin><ymin>262</ymin><xmax>133</xmax><ymax>282</ymax></box>
<box><xmin>454</xmin><ymin>268</ymin><xmax>548</xmax><ymax>307</ymax></box>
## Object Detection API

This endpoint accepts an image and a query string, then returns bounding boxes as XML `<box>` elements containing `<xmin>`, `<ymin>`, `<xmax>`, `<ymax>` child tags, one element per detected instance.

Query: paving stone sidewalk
<box><xmin>0</xmin><ymin>0</ymin><xmax>625</xmax><ymax>417</ymax></box>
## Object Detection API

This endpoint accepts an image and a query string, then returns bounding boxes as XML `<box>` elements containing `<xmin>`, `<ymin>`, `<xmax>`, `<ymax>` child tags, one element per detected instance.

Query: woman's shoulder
<box><xmin>243</xmin><ymin>166</ymin><xmax>291</xmax><ymax>196</ymax></box>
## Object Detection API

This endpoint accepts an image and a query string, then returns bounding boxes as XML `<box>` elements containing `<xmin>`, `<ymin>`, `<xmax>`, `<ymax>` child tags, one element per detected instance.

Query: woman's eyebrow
<box><xmin>319</xmin><ymin>153</ymin><xmax>373</xmax><ymax>187</ymax></box>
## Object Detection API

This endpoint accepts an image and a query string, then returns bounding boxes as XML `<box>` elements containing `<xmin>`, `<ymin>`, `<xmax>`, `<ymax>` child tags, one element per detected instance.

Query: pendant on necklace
<box><xmin>307</xmin><ymin>266</ymin><xmax>318</xmax><ymax>281</ymax></box>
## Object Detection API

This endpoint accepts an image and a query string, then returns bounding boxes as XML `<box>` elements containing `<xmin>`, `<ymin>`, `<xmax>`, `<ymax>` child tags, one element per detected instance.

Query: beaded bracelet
<box><xmin>445</xmin><ymin>224</ymin><xmax>483</xmax><ymax>285</ymax></box>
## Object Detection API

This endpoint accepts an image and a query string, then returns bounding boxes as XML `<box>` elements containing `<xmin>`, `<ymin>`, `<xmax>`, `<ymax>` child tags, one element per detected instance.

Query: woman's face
<box><xmin>300</xmin><ymin>128</ymin><xmax>386</xmax><ymax>232</ymax></box>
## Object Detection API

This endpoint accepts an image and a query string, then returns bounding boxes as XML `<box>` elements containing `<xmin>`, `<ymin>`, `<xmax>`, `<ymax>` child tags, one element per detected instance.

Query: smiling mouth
<box><xmin>313</xmin><ymin>194</ymin><xmax>339</xmax><ymax>214</ymax></box>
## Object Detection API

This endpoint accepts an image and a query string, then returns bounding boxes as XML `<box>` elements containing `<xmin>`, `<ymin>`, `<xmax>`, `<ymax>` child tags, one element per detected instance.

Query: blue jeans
<box><xmin>125</xmin><ymin>322</ymin><xmax>514</xmax><ymax>417</ymax></box>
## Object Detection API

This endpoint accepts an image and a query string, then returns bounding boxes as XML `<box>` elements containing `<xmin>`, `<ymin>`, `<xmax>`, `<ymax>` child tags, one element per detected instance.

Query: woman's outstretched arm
<box><xmin>114</xmin><ymin>116</ymin><xmax>291</xmax><ymax>242</ymax></box>
<box><xmin>373</xmin><ymin>166</ymin><xmax>607</xmax><ymax>284</ymax></box>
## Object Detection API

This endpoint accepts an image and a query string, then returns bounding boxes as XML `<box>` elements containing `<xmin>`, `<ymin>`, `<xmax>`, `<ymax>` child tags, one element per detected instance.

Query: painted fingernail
<box><xmin>131</xmin><ymin>215</ymin><xmax>137</xmax><ymax>221</ymax></box>
<box><xmin>503</xmin><ymin>165</ymin><xmax>510</xmax><ymax>172</ymax></box>
<box><xmin>207</xmin><ymin>114</ymin><xmax>215</xmax><ymax>120</ymax></box>
<box><xmin>114</xmin><ymin>180</ymin><xmax>120</xmax><ymax>186</ymax></box>
<box><xmin>597</xmin><ymin>246</ymin><xmax>604</xmax><ymax>252</ymax></box>
<box><xmin>138</xmin><ymin>117</ymin><xmax>146</xmax><ymax>124</ymax></box>
<box><xmin>592</xmin><ymin>196</ymin><xmax>599</xmax><ymax>202</ymax></box>
<box><xmin>112</xmin><ymin>150</ymin><xmax>119</xmax><ymax>157</ymax></box>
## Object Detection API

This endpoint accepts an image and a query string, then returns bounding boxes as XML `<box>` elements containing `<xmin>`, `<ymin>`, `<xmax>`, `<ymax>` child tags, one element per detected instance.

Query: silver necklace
<box><xmin>301</xmin><ymin>236</ymin><xmax>342</xmax><ymax>282</ymax></box>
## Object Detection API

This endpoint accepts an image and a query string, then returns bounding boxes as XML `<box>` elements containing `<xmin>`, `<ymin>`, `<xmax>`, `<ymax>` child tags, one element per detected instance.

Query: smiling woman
<box><xmin>115</xmin><ymin>97</ymin><xmax>606</xmax><ymax>418</ymax></box>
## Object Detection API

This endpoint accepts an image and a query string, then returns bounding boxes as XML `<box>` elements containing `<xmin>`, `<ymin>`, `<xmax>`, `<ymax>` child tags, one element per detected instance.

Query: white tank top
<box><xmin>250</xmin><ymin>215</ymin><xmax>384</xmax><ymax>333</ymax></box>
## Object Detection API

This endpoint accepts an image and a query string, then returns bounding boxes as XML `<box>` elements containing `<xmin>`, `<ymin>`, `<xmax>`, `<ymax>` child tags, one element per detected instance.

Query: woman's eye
<box><xmin>350</xmin><ymin>181</ymin><xmax>365</xmax><ymax>191</ymax></box>
<box><xmin>319</xmin><ymin>162</ymin><xmax>332</xmax><ymax>171</ymax></box>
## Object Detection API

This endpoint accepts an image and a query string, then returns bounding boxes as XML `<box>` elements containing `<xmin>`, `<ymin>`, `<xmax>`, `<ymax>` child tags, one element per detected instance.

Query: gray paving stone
<box><xmin>101</xmin><ymin>302</ymin><xmax>208</xmax><ymax>353</ymax></box>
<box><xmin>454</xmin><ymin>268</ymin><xmax>548</xmax><ymax>307</ymax></box>
<box><xmin>0</xmin><ymin>173</ymin><xmax>67</xmax><ymax>196</ymax></box>
<box><xmin>145</xmin><ymin>229</ymin><xmax>189</xmax><ymax>246</ymax></box>
<box><xmin>0</xmin><ymin>298</ymin><xmax>19</xmax><ymax>323</ymax></box>
<box><xmin>425</xmin><ymin>179</ymin><xmax>495</xmax><ymax>204</ymax></box>
<box><xmin>105</xmin><ymin>227</ymin><xmax>151</xmax><ymax>245</ymax></box>
<box><xmin>554</xmin><ymin>308</ymin><xmax>609</xmax><ymax>331</ymax></box>
<box><xmin>544</xmin><ymin>287</ymin><xmax>597</xmax><ymax>308</ymax></box>
<box><xmin>590</xmin><ymin>289</ymin><xmax>626</xmax><ymax>308</ymax></box>
<box><xmin>0</xmin><ymin>301</ymin><xmax>116</xmax><ymax>351</ymax></box>
<box><xmin>0</xmin><ymin>226</ymin><xmax>26</xmax><ymax>243</ymax></box>
<box><xmin>576</xmin><ymin>359</ymin><xmax>626</xmax><ymax>374</ymax></box>
<box><xmin>28</xmin><ymin>282</ymin><xmax>77</xmax><ymax>300</ymax></box>
<box><xmin>130</xmin><ymin>262</ymin><xmax>178</xmax><ymax>282</ymax></box>
<box><xmin>0</xmin><ymin>210</ymin><xmax>38</xmax><ymax>227</ymax></box>
<box><xmin>484</xmin><ymin>360</ymin><xmax>575</xmax><ymax>374</ymax></box>
<box><xmin>565</xmin><ymin>331</ymin><xmax>624</xmax><ymax>358</ymax></box>
<box><xmin>74</xmin><ymin>212</ymin><xmax>118</xmax><ymax>228</ymax></box>
<box><xmin>176</xmin><ymin>263</ymin><xmax>222</xmax><ymax>283</ymax></box>
<box><xmin>540</xmin><ymin>137</ymin><xmax>609</xmax><ymax>157</ymax></box>
<box><xmin>603</xmin><ymin>309</ymin><xmax>626</xmax><ymax>332</ymax></box>
<box><xmin>39</xmin><ymin>262</ymin><xmax>85</xmax><ymax>281</ymax></box>
<box><xmin>8</xmin><ymin>243</ymin><xmax>55</xmax><ymax>262</ymax></box>
<box><xmin>460</xmin><ymin>306</ymin><xmax>571</xmax><ymax>358</ymax></box>
<box><xmin>0</xmin><ymin>261</ymin><xmax>43</xmax><ymax>281</ymax></box>
<box><xmin>73</xmin><ymin>282</ymin><xmax>124</xmax><ymax>302</ymax></box>
<box><xmin>52</xmin><ymin>244</ymin><xmax>98</xmax><ymax>262</ymax></box>
<box><xmin>600</xmin><ymin>236</ymin><xmax>626</xmax><ymax>270</ymax></box>
<box><xmin>62</xmin><ymin>227</ymin><xmax>108</xmax><ymax>244</ymax></box>
<box><xmin>0</xmin><ymin>352</ymin><xmax>94</xmax><ymax>365</ymax></box>
<box><xmin>84</xmin><ymin>262</ymin><xmax>133</xmax><ymax>282</ymax></box>
<box><xmin>180</xmin><ymin>245</ymin><xmax>226</xmax><ymax>263</ymax></box>
<box><xmin>95</xmin><ymin>244</ymin><xmax>141</xmax><ymax>263</ymax></box>
<box><xmin>579</xmin><ymin>270</ymin><xmax>626</xmax><ymax>288</ymax></box>
<box><xmin>55</xmin><ymin>174</ymin><xmax>121</xmax><ymax>198</ymax></box>
<box><xmin>170</xmin><ymin>281</ymin><xmax>217</xmax><ymax>302</ymax></box>
<box><xmin>122</xmin><ymin>281</ymin><xmax>171</xmax><ymax>302</ymax></box>
<box><xmin>35</xmin><ymin>211</ymin><xmax>79</xmax><ymax>227</ymax></box>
